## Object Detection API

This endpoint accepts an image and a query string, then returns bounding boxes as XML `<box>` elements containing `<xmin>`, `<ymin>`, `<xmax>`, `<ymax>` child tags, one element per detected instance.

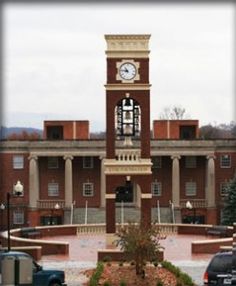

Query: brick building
<box><xmin>0</xmin><ymin>35</ymin><xmax>236</xmax><ymax>232</ymax></box>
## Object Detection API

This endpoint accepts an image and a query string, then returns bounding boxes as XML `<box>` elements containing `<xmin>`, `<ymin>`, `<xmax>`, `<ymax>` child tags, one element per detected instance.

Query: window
<box><xmin>220</xmin><ymin>182</ymin><xmax>229</xmax><ymax>197</ymax></box>
<box><xmin>83</xmin><ymin>183</ymin><xmax>94</xmax><ymax>197</ymax></box>
<box><xmin>13</xmin><ymin>155</ymin><xmax>24</xmax><ymax>169</ymax></box>
<box><xmin>152</xmin><ymin>157</ymin><xmax>162</xmax><ymax>168</ymax></box>
<box><xmin>185</xmin><ymin>156</ymin><xmax>196</xmax><ymax>168</ymax></box>
<box><xmin>13</xmin><ymin>210</ymin><xmax>24</xmax><ymax>225</ymax></box>
<box><xmin>48</xmin><ymin>157</ymin><xmax>59</xmax><ymax>169</ymax></box>
<box><xmin>46</xmin><ymin>126</ymin><xmax>63</xmax><ymax>140</ymax></box>
<box><xmin>48</xmin><ymin>183</ymin><xmax>59</xmax><ymax>196</ymax></box>
<box><xmin>83</xmin><ymin>157</ymin><xmax>94</xmax><ymax>168</ymax></box>
<box><xmin>185</xmin><ymin>181</ymin><xmax>197</xmax><ymax>196</ymax></box>
<box><xmin>151</xmin><ymin>181</ymin><xmax>162</xmax><ymax>196</ymax></box>
<box><xmin>220</xmin><ymin>154</ymin><xmax>231</xmax><ymax>168</ymax></box>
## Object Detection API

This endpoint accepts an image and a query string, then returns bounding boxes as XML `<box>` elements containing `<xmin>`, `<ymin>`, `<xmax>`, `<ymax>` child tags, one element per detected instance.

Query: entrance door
<box><xmin>115</xmin><ymin>182</ymin><xmax>133</xmax><ymax>203</ymax></box>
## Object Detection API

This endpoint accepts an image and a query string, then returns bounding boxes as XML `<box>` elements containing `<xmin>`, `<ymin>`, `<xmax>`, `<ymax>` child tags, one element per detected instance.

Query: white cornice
<box><xmin>105</xmin><ymin>84</ymin><xmax>151</xmax><ymax>91</ymax></box>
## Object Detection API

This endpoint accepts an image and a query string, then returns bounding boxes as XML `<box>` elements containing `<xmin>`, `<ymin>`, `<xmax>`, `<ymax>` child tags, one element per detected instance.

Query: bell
<box><xmin>124</xmin><ymin>124</ymin><xmax>133</xmax><ymax>135</ymax></box>
<box><xmin>124</xmin><ymin>98</ymin><xmax>131</xmax><ymax>107</ymax></box>
<box><xmin>124</xmin><ymin>111</ymin><xmax>132</xmax><ymax>120</ymax></box>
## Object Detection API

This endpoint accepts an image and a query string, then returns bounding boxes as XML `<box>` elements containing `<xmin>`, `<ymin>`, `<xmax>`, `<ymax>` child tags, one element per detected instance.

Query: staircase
<box><xmin>64</xmin><ymin>207</ymin><xmax>174</xmax><ymax>224</ymax></box>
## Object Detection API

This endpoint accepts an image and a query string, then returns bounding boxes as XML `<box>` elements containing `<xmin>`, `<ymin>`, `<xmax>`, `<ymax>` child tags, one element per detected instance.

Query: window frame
<box><xmin>13</xmin><ymin>210</ymin><xmax>24</xmax><ymax>225</ymax></box>
<box><xmin>83</xmin><ymin>157</ymin><xmax>94</xmax><ymax>169</ymax></box>
<box><xmin>220</xmin><ymin>154</ymin><xmax>231</xmax><ymax>168</ymax></box>
<box><xmin>152</xmin><ymin>157</ymin><xmax>162</xmax><ymax>169</ymax></box>
<box><xmin>220</xmin><ymin>181</ymin><xmax>229</xmax><ymax>197</ymax></box>
<box><xmin>151</xmin><ymin>181</ymin><xmax>162</xmax><ymax>196</ymax></box>
<box><xmin>13</xmin><ymin>155</ymin><xmax>24</xmax><ymax>169</ymax></box>
<box><xmin>185</xmin><ymin>181</ymin><xmax>197</xmax><ymax>196</ymax></box>
<box><xmin>83</xmin><ymin>182</ymin><xmax>94</xmax><ymax>197</ymax></box>
<box><xmin>185</xmin><ymin>156</ymin><xmax>197</xmax><ymax>168</ymax></box>
<box><xmin>48</xmin><ymin>182</ymin><xmax>59</xmax><ymax>197</ymax></box>
<box><xmin>48</xmin><ymin>157</ymin><xmax>59</xmax><ymax>169</ymax></box>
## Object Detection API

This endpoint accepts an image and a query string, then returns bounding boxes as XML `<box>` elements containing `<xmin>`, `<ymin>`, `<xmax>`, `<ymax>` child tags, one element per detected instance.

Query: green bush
<box><xmin>120</xmin><ymin>281</ymin><xmax>126</xmax><ymax>286</ymax></box>
<box><xmin>103</xmin><ymin>281</ymin><xmax>112</xmax><ymax>286</ymax></box>
<box><xmin>161</xmin><ymin>260</ymin><xmax>194</xmax><ymax>286</ymax></box>
<box><xmin>156</xmin><ymin>279</ymin><xmax>164</xmax><ymax>286</ymax></box>
<box><xmin>89</xmin><ymin>262</ymin><xmax>104</xmax><ymax>286</ymax></box>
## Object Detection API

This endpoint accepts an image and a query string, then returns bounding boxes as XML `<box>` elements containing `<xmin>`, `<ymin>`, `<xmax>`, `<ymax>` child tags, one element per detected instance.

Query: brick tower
<box><xmin>104</xmin><ymin>34</ymin><xmax>153</xmax><ymax>245</ymax></box>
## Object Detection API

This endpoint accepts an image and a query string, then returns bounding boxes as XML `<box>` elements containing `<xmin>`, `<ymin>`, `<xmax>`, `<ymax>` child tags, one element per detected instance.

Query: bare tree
<box><xmin>159</xmin><ymin>105</ymin><xmax>189</xmax><ymax>120</ymax></box>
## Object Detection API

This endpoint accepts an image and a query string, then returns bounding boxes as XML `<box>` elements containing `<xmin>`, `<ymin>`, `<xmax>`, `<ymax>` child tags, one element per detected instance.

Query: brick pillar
<box><xmin>64</xmin><ymin>155</ymin><xmax>74</xmax><ymax>208</ymax></box>
<box><xmin>141</xmin><ymin>193</ymin><xmax>152</xmax><ymax>228</ymax></box>
<box><xmin>105</xmin><ymin>193</ymin><xmax>116</xmax><ymax>246</ymax></box>
<box><xmin>171</xmin><ymin>155</ymin><xmax>181</xmax><ymax>207</ymax></box>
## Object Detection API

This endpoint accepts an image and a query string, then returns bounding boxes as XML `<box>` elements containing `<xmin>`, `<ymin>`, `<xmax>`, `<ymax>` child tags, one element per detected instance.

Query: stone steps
<box><xmin>64</xmin><ymin>207</ymin><xmax>174</xmax><ymax>224</ymax></box>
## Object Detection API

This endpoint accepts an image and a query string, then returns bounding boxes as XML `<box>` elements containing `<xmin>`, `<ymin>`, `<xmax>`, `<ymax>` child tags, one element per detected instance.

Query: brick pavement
<box><xmin>40</xmin><ymin>234</ymin><xmax>213</xmax><ymax>286</ymax></box>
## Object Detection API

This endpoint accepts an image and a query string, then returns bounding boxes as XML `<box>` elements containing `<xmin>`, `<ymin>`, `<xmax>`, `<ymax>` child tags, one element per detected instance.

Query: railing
<box><xmin>37</xmin><ymin>200</ymin><xmax>65</xmax><ymax>209</ymax></box>
<box><xmin>77</xmin><ymin>224</ymin><xmax>106</xmax><ymax>235</ymax></box>
<box><xmin>115</xmin><ymin>149</ymin><xmax>141</xmax><ymax>162</ymax></box>
<box><xmin>180</xmin><ymin>199</ymin><xmax>207</xmax><ymax>208</ymax></box>
<box><xmin>76</xmin><ymin>223</ymin><xmax>178</xmax><ymax>236</ymax></box>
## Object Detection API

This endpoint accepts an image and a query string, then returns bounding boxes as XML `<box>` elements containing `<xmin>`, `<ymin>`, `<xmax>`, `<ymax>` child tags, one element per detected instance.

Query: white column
<box><xmin>206</xmin><ymin>155</ymin><xmax>216</xmax><ymax>207</ymax></box>
<box><xmin>171</xmin><ymin>155</ymin><xmax>181</xmax><ymax>208</ymax></box>
<box><xmin>64</xmin><ymin>155</ymin><xmax>73</xmax><ymax>208</ymax></box>
<box><xmin>100</xmin><ymin>157</ymin><xmax>106</xmax><ymax>208</ymax></box>
<box><xmin>29</xmin><ymin>155</ymin><xmax>39</xmax><ymax>208</ymax></box>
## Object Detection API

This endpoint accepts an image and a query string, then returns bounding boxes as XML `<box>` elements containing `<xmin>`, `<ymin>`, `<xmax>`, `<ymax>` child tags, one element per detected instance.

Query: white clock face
<box><xmin>119</xmin><ymin>63</ymin><xmax>137</xmax><ymax>80</ymax></box>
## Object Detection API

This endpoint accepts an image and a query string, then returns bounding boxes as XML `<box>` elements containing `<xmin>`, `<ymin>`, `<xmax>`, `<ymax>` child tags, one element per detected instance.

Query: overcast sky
<box><xmin>2</xmin><ymin>2</ymin><xmax>235</xmax><ymax>131</ymax></box>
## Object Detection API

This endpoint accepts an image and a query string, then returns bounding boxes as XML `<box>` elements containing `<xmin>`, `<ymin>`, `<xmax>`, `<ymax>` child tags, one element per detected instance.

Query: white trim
<box><xmin>105</xmin><ymin>194</ymin><xmax>116</xmax><ymax>199</ymax></box>
<box><xmin>141</xmin><ymin>193</ymin><xmax>152</xmax><ymax>199</ymax></box>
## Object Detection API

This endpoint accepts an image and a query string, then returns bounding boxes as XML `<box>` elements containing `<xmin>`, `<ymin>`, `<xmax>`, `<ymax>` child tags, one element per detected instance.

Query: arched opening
<box><xmin>115</xmin><ymin>97</ymin><xmax>141</xmax><ymax>140</ymax></box>
<box><xmin>115</xmin><ymin>180</ymin><xmax>133</xmax><ymax>203</ymax></box>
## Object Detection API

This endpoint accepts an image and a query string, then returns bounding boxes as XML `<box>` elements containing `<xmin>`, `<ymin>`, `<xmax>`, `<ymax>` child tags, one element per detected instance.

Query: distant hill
<box><xmin>0</xmin><ymin>126</ymin><xmax>43</xmax><ymax>140</ymax></box>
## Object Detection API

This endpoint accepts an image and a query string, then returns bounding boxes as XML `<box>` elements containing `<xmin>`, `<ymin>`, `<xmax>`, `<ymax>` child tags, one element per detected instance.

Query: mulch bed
<box><xmin>83</xmin><ymin>263</ymin><xmax>177</xmax><ymax>286</ymax></box>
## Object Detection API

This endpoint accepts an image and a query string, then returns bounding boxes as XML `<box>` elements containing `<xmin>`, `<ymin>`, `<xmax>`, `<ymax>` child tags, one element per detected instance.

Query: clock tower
<box><xmin>104</xmin><ymin>34</ymin><xmax>152</xmax><ymax>245</ymax></box>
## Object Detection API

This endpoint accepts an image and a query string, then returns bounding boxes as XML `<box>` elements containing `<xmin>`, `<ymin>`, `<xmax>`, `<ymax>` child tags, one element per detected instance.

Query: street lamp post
<box><xmin>186</xmin><ymin>200</ymin><xmax>196</xmax><ymax>224</ymax></box>
<box><xmin>50</xmin><ymin>203</ymin><xmax>60</xmax><ymax>225</ymax></box>
<box><xmin>7</xmin><ymin>180</ymin><xmax>24</xmax><ymax>252</ymax></box>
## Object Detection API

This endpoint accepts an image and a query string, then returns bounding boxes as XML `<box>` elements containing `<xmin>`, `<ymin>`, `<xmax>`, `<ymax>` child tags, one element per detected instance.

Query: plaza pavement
<box><xmin>40</xmin><ymin>234</ymin><xmax>213</xmax><ymax>286</ymax></box>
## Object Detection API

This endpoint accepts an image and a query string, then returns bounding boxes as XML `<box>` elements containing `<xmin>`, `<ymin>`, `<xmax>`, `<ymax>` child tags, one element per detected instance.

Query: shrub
<box><xmin>156</xmin><ymin>279</ymin><xmax>164</xmax><ymax>286</ymax></box>
<box><xmin>161</xmin><ymin>260</ymin><xmax>194</xmax><ymax>286</ymax></box>
<box><xmin>89</xmin><ymin>262</ymin><xmax>104</xmax><ymax>286</ymax></box>
<box><xmin>120</xmin><ymin>281</ymin><xmax>126</xmax><ymax>286</ymax></box>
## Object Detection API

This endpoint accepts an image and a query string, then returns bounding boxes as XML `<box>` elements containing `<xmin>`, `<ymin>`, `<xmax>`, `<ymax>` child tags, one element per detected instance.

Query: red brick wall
<box><xmin>43</xmin><ymin>121</ymin><xmax>89</xmax><ymax>140</ymax></box>
<box><xmin>38</xmin><ymin>157</ymin><xmax>65</xmax><ymax>200</ymax></box>
<box><xmin>153</xmin><ymin>120</ymin><xmax>199</xmax><ymax>139</ymax></box>
<box><xmin>151</xmin><ymin>156</ymin><xmax>172</xmax><ymax>207</ymax></box>
<box><xmin>215</xmin><ymin>152</ymin><xmax>236</xmax><ymax>206</ymax></box>
<box><xmin>73</xmin><ymin>157</ymin><xmax>101</xmax><ymax>207</ymax></box>
<box><xmin>180</xmin><ymin>156</ymin><xmax>206</xmax><ymax>200</ymax></box>
<box><xmin>1</xmin><ymin>153</ymin><xmax>29</xmax><ymax>210</ymax></box>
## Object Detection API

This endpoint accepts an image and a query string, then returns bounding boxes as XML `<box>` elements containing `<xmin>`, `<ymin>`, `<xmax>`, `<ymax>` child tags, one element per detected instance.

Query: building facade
<box><xmin>0</xmin><ymin>35</ymin><xmax>236</xmax><ymax>231</ymax></box>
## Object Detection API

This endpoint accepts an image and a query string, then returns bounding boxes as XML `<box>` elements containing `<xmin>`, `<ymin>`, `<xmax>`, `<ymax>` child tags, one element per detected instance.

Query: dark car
<box><xmin>204</xmin><ymin>251</ymin><xmax>233</xmax><ymax>285</ymax></box>
<box><xmin>0</xmin><ymin>251</ymin><xmax>66</xmax><ymax>286</ymax></box>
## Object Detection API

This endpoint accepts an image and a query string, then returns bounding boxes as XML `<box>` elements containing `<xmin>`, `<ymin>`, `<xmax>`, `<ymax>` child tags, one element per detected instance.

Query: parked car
<box><xmin>0</xmin><ymin>251</ymin><xmax>66</xmax><ymax>286</ymax></box>
<box><xmin>204</xmin><ymin>251</ymin><xmax>233</xmax><ymax>285</ymax></box>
